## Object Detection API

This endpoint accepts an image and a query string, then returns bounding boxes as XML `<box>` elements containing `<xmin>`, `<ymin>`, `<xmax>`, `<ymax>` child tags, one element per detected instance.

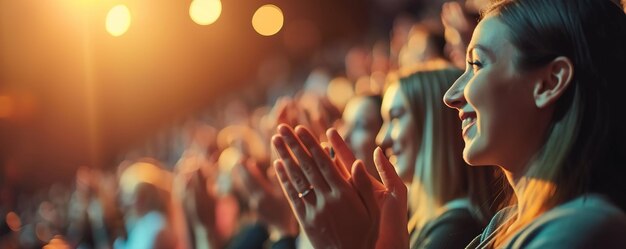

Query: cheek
<box><xmin>464</xmin><ymin>76</ymin><xmax>490</xmax><ymax>113</ymax></box>
<box><xmin>465</xmin><ymin>74</ymin><xmax>505</xmax><ymax>131</ymax></box>
<box><xmin>462</xmin><ymin>73</ymin><xmax>534</xmax><ymax>165</ymax></box>
<box><xmin>399</xmin><ymin>119</ymin><xmax>416</xmax><ymax>151</ymax></box>
<box><xmin>463</xmin><ymin>75</ymin><xmax>505</xmax><ymax>163</ymax></box>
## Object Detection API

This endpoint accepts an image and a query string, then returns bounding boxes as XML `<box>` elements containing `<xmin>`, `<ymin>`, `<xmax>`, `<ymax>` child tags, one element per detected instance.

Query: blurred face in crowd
<box><xmin>444</xmin><ymin>16</ymin><xmax>548</xmax><ymax>174</ymax></box>
<box><xmin>377</xmin><ymin>83</ymin><xmax>418</xmax><ymax>183</ymax></box>
<box><xmin>342</xmin><ymin>97</ymin><xmax>383</xmax><ymax>181</ymax></box>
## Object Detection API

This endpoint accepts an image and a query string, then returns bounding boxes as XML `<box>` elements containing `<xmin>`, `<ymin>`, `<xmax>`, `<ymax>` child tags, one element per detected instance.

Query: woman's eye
<box><xmin>467</xmin><ymin>60</ymin><xmax>483</xmax><ymax>71</ymax></box>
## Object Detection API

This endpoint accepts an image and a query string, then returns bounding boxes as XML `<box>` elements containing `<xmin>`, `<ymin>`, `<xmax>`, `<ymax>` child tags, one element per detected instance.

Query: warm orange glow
<box><xmin>0</xmin><ymin>95</ymin><xmax>15</xmax><ymax>118</ymax></box>
<box><xmin>444</xmin><ymin>28</ymin><xmax>461</xmax><ymax>46</ymax></box>
<box><xmin>326</xmin><ymin>77</ymin><xmax>354</xmax><ymax>110</ymax></box>
<box><xmin>43</xmin><ymin>236</ymin><xmax>71</xmax><ymax>249</ymax></box>
<box><xmin>105</xmin><ymin>4</ymin><xmax>131</xmax><ymax>37</ymax></box>
<box><xmin>6</xmin><ymin>212</ymin><xmax>21</xmax><ymax>231</ymax></box>
<box><xmin>218</xmin><ymin>147</ymin><xmax>243</xmax><ymax>173</ymax></box>
<box><xmin>189</xmin><ymin>0</ymin><xmax>222</xmax><ymax>25</ymax></box>
<box><xmin>119</xmin><ymin>162</ymin><xmax>173</xmax><ymax>198</ymax></box>
<box><xmin>355</xmin><ymin>76</ymin><xmax>372</xmax><ymax>95</ymax></box>
<box><xmin>252</xmin><ymin>4</ymin><xmax>284</xmax><ymax>36</ymax></box>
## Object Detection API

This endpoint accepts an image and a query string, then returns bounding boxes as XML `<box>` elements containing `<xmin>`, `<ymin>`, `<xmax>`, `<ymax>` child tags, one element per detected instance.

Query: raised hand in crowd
<box><xmin>272</xmin><ymin>124</ymin><xmax>408</xmax><ymax>249</ymax></box>
<box><xmin>173</xmin><ymin>155</ymin><xmax>222</xmax><ymax>249</ymax></box>
<box><xmin>326</xmin><ymin>128</ymin><xmax>408</xmax><ymax>249</ymax></box>
<box><xmin>273</xmin><ymin>94</ymin><xmax>340</xmax><ymax>143</ymax></box>
<box><xmin>237</xmin><ymin>159</ymin><xmax>299</xmax><ymax>239</ymax></box>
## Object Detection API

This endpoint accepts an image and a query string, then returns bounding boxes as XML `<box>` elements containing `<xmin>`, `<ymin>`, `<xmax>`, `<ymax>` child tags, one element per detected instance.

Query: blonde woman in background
<box><xmin>378</xmin><ymin>68</ymin><xmax>501</xmax><ymax>248</ymax></box>
<box><xmin>271</xmin><ymin>66</ymin><xmax>501</xmax><ymax>248</ymax></box>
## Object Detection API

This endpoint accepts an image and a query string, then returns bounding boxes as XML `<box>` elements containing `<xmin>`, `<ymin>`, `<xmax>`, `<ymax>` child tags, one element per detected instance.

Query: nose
<box><xmin>443</xmin><ymin>76</ymin><xmax>467</xmax><ymax>109</ymax></box>
<box><xmin>376</xmin><ymin>123</ymin><xmax>392</xmax><ymax>151</ymax></box>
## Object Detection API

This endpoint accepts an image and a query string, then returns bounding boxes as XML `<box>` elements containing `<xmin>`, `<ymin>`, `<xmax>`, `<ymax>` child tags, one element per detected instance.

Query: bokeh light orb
<box><xmin>105</xmin><ymin>4</ymin><xmax>131</xmax><ymax>37</ymax></box>
<box><xmin>252</xmin><ymin>4</ymin><xmax>284</xmax><ymax>36</ymax></box>
<box><xmin>327</xmin><ymin>77</ymin><xmax>354</xmax><ymax>110</ymax></box>
<box><xmin>189</xmin><ymin>0</ymin><xmax>222</xmax><ymax>25</ymax></box>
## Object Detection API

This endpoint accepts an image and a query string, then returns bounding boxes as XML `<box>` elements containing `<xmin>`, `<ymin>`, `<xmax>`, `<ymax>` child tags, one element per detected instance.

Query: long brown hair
<box><xmin>482</xmin><ymin>0</ymin><xmax>626</xmax><ymax>246</ymax></box>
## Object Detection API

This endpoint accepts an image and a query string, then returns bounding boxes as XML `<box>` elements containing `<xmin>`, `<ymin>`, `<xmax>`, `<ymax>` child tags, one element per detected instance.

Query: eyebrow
<box><xmin>467</xmin><ymin>44</ymin><xmax>496</xmax><ymax>61</ymax></box>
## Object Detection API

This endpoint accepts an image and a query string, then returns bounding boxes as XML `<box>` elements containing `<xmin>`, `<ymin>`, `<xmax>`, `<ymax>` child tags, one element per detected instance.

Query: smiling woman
<box><xmin>341</xmin><ymin>95</ymin><xmax>383</xmax><ymax>181</ymax></box>
<box><xmin>379</xmin><ymin>68</ymin><xmax>500</xmax><ymax>248</ymax></box>
<box><xmin>444</xmin><ymin>0</ymin><xmax>626</xmax><ymax>247</ymax></box>
<box><xmin>447</xmin><ymin>18</ymin><xmax>543</xmax><ymax>171</ymax></box>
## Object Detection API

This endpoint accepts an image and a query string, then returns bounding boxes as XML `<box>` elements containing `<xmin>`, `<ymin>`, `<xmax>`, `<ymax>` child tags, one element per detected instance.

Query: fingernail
<box><xmin>279</xmin><ymin>126</ymin><xmax>293</xmax><ymax>137</ymax></box>
<box><xmin>271</xmin><ymin>135</ymin><xmax>281</xmax><ymax>146</ymax></box>
<box><xmin>376</xmin><ymin>147</ymin><xmax>385</xmax><ymax>157</ymax></box>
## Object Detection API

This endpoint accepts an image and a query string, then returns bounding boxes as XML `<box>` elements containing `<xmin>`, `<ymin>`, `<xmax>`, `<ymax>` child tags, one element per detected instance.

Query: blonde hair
<box><xmin>394</xmin><ymin>68</ymin><xmax>499</xmax><ymax>231</ymax></box>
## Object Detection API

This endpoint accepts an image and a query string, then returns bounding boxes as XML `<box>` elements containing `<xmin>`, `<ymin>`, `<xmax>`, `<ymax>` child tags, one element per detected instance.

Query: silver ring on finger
<box><xmin>298</xmin><ymin>185</ymin><xmax>314</xmax><ymax>198</ymax></box>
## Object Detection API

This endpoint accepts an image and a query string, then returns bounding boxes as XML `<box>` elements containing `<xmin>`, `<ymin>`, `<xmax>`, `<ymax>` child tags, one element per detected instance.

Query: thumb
<box><xmin>373</xmin><ymin>147</ymin><xmax>406</xmax><ymax>197</ymax></box>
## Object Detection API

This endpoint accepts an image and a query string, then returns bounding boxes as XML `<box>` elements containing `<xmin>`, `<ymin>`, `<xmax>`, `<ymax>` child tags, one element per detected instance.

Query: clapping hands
<box><xmin>272</xmin><ymin>124</ymin><xmax>408</xmax><ymax>249</ymax></box>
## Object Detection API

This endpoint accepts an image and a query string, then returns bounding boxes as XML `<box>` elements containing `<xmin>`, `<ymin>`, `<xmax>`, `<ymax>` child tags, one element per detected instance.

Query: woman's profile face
<box><xmin>443</xmin><ymin>15</ymin><xmax>545</xmax><ymax>173</ymax></box>
<box><xmin>377</xmin><ymin>83</ymin><xmax>418</xmax><ymax>183</ymax></box>
<box><xmin>342</xmin><ymin>97</ymin><xmax>383</xmax><ymax>179</ymax></box>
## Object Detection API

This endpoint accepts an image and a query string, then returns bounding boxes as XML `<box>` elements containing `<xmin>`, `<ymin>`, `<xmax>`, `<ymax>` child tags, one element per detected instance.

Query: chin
<box><xmin>462</xmin><ymin>151</ymin><xmax>478</xmax><ymax>166</ymax></box>
<box><xmin>463</xmin><ymin>143</ymin><xmax>490</xmax><ymax>166</ymax></box>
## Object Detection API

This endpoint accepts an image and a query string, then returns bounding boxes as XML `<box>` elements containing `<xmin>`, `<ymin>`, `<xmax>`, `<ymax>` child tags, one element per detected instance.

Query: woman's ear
<box><xmin>533</xmin><ymin>56</ymin><xmax>574</xmax><ymax>108</ymax></box>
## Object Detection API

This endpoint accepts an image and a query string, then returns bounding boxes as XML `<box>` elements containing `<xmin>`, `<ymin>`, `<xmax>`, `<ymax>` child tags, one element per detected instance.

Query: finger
<box><xmin>294</xmin><ymin>125</ymin><xmax>348</xmax><ymax>190</ymax></box>
<box><xmin>238</xmin><ymin>162</ymin><xmax>267</xmax><ymax>196</ymax></box>
<box><xmin>278</xmin><ymin>125</ymin><xmax>332</xmax><ymax>193</ymax></box>
<box><xmin>324</xmin><ymin>145</ymin><xmax>350</xmax><ymax>181</ymax></box>
<box><xmin>276</xmin><ymin>102</ymin><xmax>290</xmax><ymax>126</ymax></box>
<box><xmin>236</xmin><ymin>164</ymin><xmax>256</xmax><ymax>198</ymax></box>
<box><xmin>326</xmin><ymin>128</ymin><xmax>357</xmax><ymax>171</ymax></box>
<box><xmin>351</xmin><ymin>160</ymin><xmax>381</xmax><ymax>223</ymax></box>
<box><xmin>272</xmin><ymin>134</ymin><xmax>316</xmax><ymax>195</ymax></box>
<box><xmin>374</xmin><ymin>147</ymin><xmax>407</xmax><ymax>197</ymax></box>
<box><xmin>326</xmin><ymin>128</ymin><xmax>354</xmax><ymax>180</ymax></box>
<box><xmin>266</xmin><ymin>166</ymin><xmax>280</xmax><ymax>187</ymax></box>
<box><xmin>334</xmin><ymin>157</ymin><xmax>350</xmax><ymax>181</ymax></box>
<box><xmin>194</xmin><ymin>169</ymin><xmax>210</xmax><ymax>196</ymax></box>
<box><xmin>274</xmin><ymin>160</ymin><xmax>306</xmax><ymax>221</ymax></box>
<box><xmin>245</xmin><ymin>159</ymin><xmax>273</xmax><ymax>193</ymax></box>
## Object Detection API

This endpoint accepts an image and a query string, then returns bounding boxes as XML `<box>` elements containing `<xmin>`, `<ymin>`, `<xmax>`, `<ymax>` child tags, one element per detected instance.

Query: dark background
<box><xmin>0</xmin><ymin>0</ymin><xmax>420</xmax><ymax>191</ymax></box>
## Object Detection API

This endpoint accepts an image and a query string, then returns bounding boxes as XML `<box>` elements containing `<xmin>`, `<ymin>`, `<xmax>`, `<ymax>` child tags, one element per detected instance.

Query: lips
<box><xmin>462</xmin><ymin>118</ymin><xmax>476</xmax><ymax>136</ymax></box>
<box><xmin>459</xmin><ymin>111</ymin><xmax>477</xmax><ymax>137</ymax></box>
